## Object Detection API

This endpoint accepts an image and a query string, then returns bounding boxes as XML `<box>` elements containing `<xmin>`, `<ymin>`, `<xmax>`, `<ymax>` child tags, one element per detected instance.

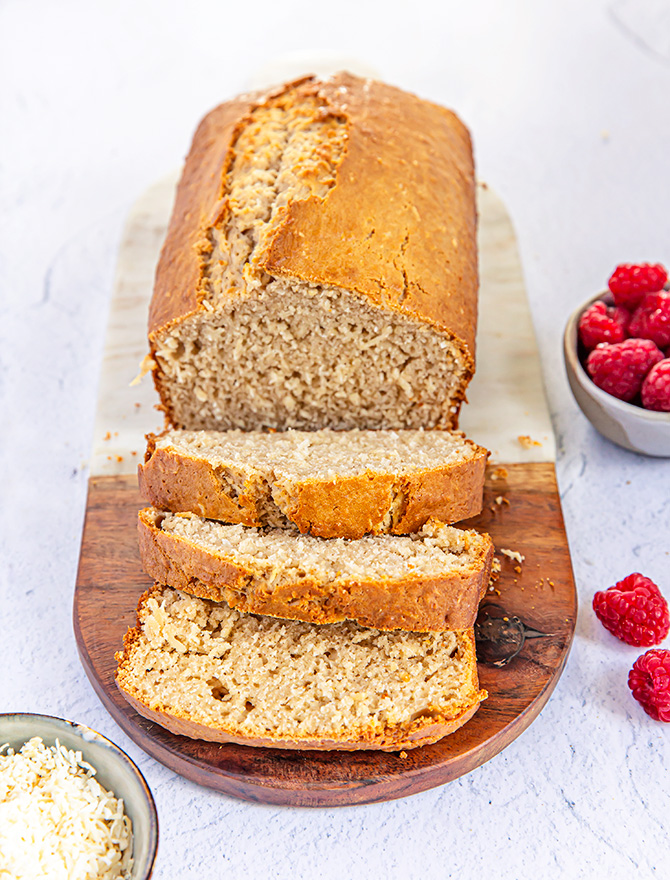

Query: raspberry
<box><xmin>578</xmin><ymin>301</ymin><xmax>626</xmax><ymax>350</ymax></box>
<box><xmin>613</xmin><ymin>305</ymin><xmax>632</xmax><ymax>336</ymax></box>
<box><xmin>586</xmin><ymin>338</ymin><xmax>664</xmax><ymax>401</ymax></box>
<box><xmin>629</xmin><ymin>291</ymin><xmax>670</xmax><ymax>349</ymax></box>
<box><xmin>608</xmin><ymin>262</ymin><xmax>668</xmax><ymax>309</ymax></box>
<box><xmin>628</xmin><ymin>650</ymin><xmax>670</xmax><ymax>721</ymax></box>
<box><xmin>641</xmin><ymin>359</ymin><xmax>670</xmax><ymax>411</ymax></box>
<box><xmin>593</xmin><ymin>573</ymin><xmax>670</xmax><ymax>646</ymax></box>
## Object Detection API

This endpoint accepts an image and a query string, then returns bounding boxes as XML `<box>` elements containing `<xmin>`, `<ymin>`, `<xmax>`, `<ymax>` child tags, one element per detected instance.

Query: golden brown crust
<box><xmin>115</xmin><ymin>596</ymin><xmax>486</xmax><ymax>751</ymax></box>
<box><xmin>138</xmin><ymin>436</ymin><xmax>263</xmax><ymax>525</ymax></box>
<box><xmin>148</xmin><ymin>96</ymin><xmax>248</xmax><ymax>338</ymax></box>
<box><xmin>116</xmin><ymin>687</ymin><xmax>483</xmax><ymax>751</ymax></box>
<box><xmin>148</xmin><ymin>73</ymin><xmax>478</xmax><ymax>426</ymax></box>
<box><xmin>389</xmin><ymin>453</ymin><xmax>488</xmax><ymax>534</ymax></box>
<box><xmin>137</xmin><ymin>433</ymin><xmax>488</xmax><ymax>538</ymax></box>
<box><xmin>258</xmin><ymin>73</ymin><xmax>478</xmax><ymax>357</ymax></box>
<box><xmin>136</xmin><ymin>508</ymin><xmax>494</xmax><ymax>631</ymax></box>
<box><xmin>148</xmin><ymin>78</ymin><xmax>313</xmax><ymax>339</ymax></box>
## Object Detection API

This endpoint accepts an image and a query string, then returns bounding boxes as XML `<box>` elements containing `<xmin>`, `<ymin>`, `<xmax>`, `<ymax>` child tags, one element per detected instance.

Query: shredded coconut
<box><xmin>0</xmin><ymin>737</ymin><xmax>133</xmax><ymax>880</ymax></box>
<box><xmin>499</xmin><ymin>548</ymin><xmax>525</xmax><ymax>564</ymax></box>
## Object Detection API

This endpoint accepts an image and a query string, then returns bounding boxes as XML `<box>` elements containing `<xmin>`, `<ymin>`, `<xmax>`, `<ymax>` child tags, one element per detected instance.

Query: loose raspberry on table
<box><xmin>593</xmin><ymin>573</ymin><xmax>670</xmax><ymax>647</ymax></box>
<box><xmin>608</xmin><ymin>262</ymin><xmax>668</xmax><ymax>309</ymax></box>
<box><xmin>629</xmin><ymin>291</ymin><xmax>670</xmax><ymax>350</ymax></box>
<box><xmin>586</xmin><ymin>338</ymin><xmax>664</xmax><ymax>401</ymax></box>
<box><xmin>641</xmin><ymin>359</ymin><xmax>670</xmax><ymax>411</ymax></box>
<box><xmin>578</xmin><ymin>301</ymin><xmax>627</xmax><ymax>349</ymax></box>
<box><xmin>628</xmin><ymin>649</ymin><xmax>670</xmax><ymax>722</ymax></box>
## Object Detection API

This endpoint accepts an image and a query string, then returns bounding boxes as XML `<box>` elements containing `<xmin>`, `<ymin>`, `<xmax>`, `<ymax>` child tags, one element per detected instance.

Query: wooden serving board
<box><xmin>73</xmin><ymin>172</ymin><xmax>577</xmax><ymax>806</ymax></box>
<box><xmin>74</xmin><ymin>463</ymin><xmax>576</xmax><ymax>807</ymax></box>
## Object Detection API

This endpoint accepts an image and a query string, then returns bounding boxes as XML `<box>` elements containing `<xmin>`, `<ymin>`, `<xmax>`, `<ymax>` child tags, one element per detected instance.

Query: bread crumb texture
<box><xmin>156</xmin><ymin>512</ymin><xmax>486</xmax><ymax>583</ymax></box>
<box><xmin>116</xmin><ymin>588</ymin><xmax>485</xmax><ymax>749</ymax></box>
<box><xmin>154</xmin><ymin>427</ymin><xmax>481</xmax><ymax>481</ymax></box>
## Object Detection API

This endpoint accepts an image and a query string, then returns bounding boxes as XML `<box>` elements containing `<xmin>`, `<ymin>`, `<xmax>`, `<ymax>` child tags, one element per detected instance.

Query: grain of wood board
<box><xmin>74</xmin><ymin>462</ymin><xmax>577</xmax><ymax>807</ymax></box>
<box><xmin>76</xmin><ymin>176</ymin><xmax>574</xmax><ymax>804</ymax></box>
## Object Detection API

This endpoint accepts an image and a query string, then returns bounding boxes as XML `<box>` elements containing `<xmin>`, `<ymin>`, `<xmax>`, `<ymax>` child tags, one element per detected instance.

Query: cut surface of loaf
<box><xmin>116</xmin><ymin>586</ymin><xmax>486</xmax><ymax>751</ymax></box>
<box><xmin>149</xmin><ymin>73</ymin><xmax>478</xmax><ymax>432</ymax></box>
<box><xmin>138</xmin><ymin>509</ymin><xmax>494</xmax><ymax>631</ymax></box>
<box><xmin>139</xmin><ymin>428</ymin><xmax>489</xmax><ymax>538</ymax></box>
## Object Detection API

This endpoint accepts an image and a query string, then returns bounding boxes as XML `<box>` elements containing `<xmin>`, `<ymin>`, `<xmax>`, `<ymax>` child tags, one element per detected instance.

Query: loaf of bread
<box><xmin>148</xmin><ymin>73</ymin><xmax>478</xmax><ymax>433</ymax></box>
<box><xmin>138</xmin><ymin>428</ymin><xmax>488</xmax><ymax>538</ymax></box>
<box><xmin>116</xmin><ymin>586</ymin><xmax>486</xmax><ymax>751</ymax></box>
<box><xmin>138</xmin><ymin>508</ymin><xmax>493</xmax><ymax>631</ymax></box>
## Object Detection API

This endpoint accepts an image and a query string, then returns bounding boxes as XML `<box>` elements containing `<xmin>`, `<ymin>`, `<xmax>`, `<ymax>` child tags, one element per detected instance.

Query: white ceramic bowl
<box><xmin>564</xmin><ymin>291</ymin><xmax>670</xmax><ymax>457</ymax></box>
<box><xmin>0</xmin><ymin>713</ymin><xmax>158</xmax><ymax>879</ymax></box>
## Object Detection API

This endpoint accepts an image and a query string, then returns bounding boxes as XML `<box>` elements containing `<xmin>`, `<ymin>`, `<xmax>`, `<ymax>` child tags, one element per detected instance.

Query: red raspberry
<box><xmin>628</xmin><ymin>649</ymin><xmax>670</xmax><ymax>721</ymax></box>
<box><xmin>613</xmin><ymin>305</ymin><xmax>631</xmax><ymax>336</ymax></box>
<box><xmin>593</xmin><ymin>573</ymin><xmax>670</xmax><ymax>646</ymax></box>
<box><xmin>629</xmin><ymin>291</ymin><xmax>670</xmax><ymax>349</ymax></box>
<box><xmin>586</xmin><ymin>338</ymin><xmax>664</xmax><ymax>401</ymax></box>
<box><xmin>641</xmin><ymin>358</ymin><xmax>670</xmax><ymax>411</ymax></box>
<box><xmin>578</xmin><ymin>301</ymin><xmax>627</xmax><ymax>349</ymax></box>
<box><xmin>608</xmin><ymin>262</ymin><xmax>668</xmax><ymax>309</ymax></box>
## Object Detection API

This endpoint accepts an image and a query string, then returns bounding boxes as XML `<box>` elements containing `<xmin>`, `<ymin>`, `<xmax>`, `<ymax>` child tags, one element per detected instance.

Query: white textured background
<box><xmin>3</xmin><ymin>0</ymin><xmax>670</xmax><ymax>877</ymax></box>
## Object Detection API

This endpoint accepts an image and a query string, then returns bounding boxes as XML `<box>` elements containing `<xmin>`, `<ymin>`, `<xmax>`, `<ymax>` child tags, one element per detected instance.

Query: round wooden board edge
<box><xmin>73</xmin><ymin>595</ymin><xmax>577</xmax><ymax>808</ymax></box>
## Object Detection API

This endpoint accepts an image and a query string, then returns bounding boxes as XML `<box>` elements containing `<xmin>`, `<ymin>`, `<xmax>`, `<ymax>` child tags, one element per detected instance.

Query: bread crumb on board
<box><xmin>517</xmin><ymin>435</ymin><xmax>542</xmax><ymax>449</ymax></box>
<box><xmin>535</xmin><ymin>577</ymin><xmax>556</xmax><ymax>591</ymax></box>
<box><xmin>499</xmin><ymin>548</ymin><xmax>525</xmax><ymax>565</ymax></box>
<box><xmin>489</xmin><ymin>466</ymin><xmax>508</xmax><ymax>481</ymax></box>
<box><xmin>489</xmin><ymin>494</ymin><xmax>511</xmax><ymax>514</ymax></box>
<box><xmin>488</xmin><ymin>557</ymin><xmax>502</xmax><ymax>592</ymax></box>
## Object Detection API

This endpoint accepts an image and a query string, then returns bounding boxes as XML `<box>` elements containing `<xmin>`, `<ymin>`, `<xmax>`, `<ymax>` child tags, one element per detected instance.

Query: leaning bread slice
<box><xmin>138</xmin><ymin>428</ymin><xmax>488</xmax><ymax>538</ymax></box>
<box><xmin>116</xmin><ymin>586</ymin><xmax>486</xmax><ymax>751</ymax></box>
<box><xmin>138</xmin><ymin>508</ymin><xmax>494</xmax><ymax>632</ymax></box>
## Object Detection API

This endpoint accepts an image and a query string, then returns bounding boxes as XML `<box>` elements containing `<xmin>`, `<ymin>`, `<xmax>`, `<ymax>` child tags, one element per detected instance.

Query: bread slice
<box><xmin>148</xmin><ymin>73</ymin><xmax>478</xmax><ymax>434</ymax></box>
<box><xmin>116</xmin><ymin>586</ymin><xmax>486</xmax><ymax>751</ymax></box>
<box><xmin>138</xmin><ymin>509</ymin><xmax>494</xmax><ymax>632</ymax></box>
<box><xmin>138</xmin><ymin>428</ymin><xmax>488</xmax><ymax>539</ymax></box>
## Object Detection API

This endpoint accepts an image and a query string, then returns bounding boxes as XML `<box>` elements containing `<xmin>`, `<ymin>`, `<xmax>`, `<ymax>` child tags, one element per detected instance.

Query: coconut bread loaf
<box><xmin>137</xmin><ymin>508</ymin><xmax>493</xmax><ymax>632</ymax></box>
<box><xmin>116</xmin><ymin>586</ymin><xmax>486</xmax><ymax>751</ymax></box>
<box><xmin>138</xmin><ymin>428</ymin><xmax>488</xmax><ymax>538</ymax></box>
<box><xmin>148</xmin><ymin>73</ymin><xmax>478</xmax><ymax>433</ymax></box>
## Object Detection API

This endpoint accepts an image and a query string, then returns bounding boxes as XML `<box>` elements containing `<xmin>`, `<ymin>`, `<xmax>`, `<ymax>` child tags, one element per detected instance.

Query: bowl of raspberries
<box><xmin>564</xmin><ymin>262</ymin><xmax>670</xmax><ymax>456</ymax></box>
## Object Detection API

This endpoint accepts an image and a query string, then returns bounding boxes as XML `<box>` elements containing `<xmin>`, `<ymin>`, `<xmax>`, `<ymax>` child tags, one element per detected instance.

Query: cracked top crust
<box><xmin>148</xmin><ymin>72</ymin><xmax>478</xmax><ymax>358</ymax></box>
